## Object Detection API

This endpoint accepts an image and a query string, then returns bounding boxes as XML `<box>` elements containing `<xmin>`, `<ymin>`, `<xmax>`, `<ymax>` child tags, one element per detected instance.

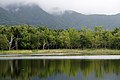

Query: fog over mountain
<box><xmin>0</xmin><ymin>1</ymin><xmax>120</xmax><ymax>29</ymax></box>
<box><xmin>0</xmin><ymin>0</ymin><xmax>120</xmax><ymax>15</ymax></box>
<box><xmin>0</xmin><ymin>3</ymin><xmax>120</xmax><ymax>29</ymax></box>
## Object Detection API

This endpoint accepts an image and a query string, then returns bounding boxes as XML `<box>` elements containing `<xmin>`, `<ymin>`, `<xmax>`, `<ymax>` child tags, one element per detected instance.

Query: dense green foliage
<box><xmin>0</xmin><ymin>24</ymin><xmax>120</xmax><ymax>50</ymax></box>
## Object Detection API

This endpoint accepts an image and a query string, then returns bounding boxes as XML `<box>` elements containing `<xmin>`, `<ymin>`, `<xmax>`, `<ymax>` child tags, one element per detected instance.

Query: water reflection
<box><xmin>0</xmin><ymin>60</ymin><xmax>120</xmax><ymax>80</ymax></box>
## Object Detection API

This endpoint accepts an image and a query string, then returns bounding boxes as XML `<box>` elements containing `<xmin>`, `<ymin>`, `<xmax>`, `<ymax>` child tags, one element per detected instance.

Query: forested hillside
<box><xmin>0</xmin><ymin>25</ymin><xmax>120</xmax><ymax>50</ymax></box>
<box><xmin>0</xmin><ymin>4</ymin><xmax>120</xmax><ymax>29</ymax></box>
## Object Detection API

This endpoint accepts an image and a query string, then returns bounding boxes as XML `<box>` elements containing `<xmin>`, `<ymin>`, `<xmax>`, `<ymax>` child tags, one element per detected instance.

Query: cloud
<box><xmin>0</xmin><ymin>0</ymin><xmax>34</xmax><ymax>6</ymax></box>
<box><xmin>0</xmin><ymin>0</ymin><xmax>120</xmax><ymax>15</ymax></box>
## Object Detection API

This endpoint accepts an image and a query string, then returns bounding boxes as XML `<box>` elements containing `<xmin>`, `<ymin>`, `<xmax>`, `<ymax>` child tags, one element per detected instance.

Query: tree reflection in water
<box><xmin>0</xmin><ymin>59</ymin><xmax>120</xmax><ymax>80</ymax></box>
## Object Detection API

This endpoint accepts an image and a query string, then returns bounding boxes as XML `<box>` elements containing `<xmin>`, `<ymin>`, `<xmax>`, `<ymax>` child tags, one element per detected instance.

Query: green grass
<box><xmin>0</xmin><ymin>49</ymin><xmax>120</xmax><ymax>55</ymax></box>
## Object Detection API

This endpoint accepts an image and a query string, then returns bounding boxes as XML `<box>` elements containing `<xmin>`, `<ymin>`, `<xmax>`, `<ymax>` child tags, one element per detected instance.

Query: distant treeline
<box><xmin>0</xmin><ymin>24</ymin><xmax>120</xmax><ymax>50</ymax></box>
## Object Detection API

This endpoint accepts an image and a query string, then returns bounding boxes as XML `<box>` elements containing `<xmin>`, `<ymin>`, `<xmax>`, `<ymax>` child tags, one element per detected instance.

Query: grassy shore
<box><xmin>0</xmin><ymin>49</ymin><xmax>120</xmax><ymax>55</ymax></box>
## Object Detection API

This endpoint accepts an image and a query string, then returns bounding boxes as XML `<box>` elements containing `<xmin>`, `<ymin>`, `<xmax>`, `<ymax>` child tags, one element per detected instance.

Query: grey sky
<box><xmin>0</xmin><ymin>0</ymin><xmax>120</xmax><ymax>15</ymax></box>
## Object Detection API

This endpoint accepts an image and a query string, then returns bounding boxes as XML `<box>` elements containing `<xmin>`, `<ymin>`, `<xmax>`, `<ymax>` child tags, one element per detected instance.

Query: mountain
<box><xmin>0</xmin><ymin>4</ymin><xmax>64</xmax><ymax>29</ymax></box>
<box><xmin>0</xmin><ymin>7</ymin><xmax>18</xmax><ymax>24</ymax></box>
<box><xmin>54</xmin><ymin>10</ymin><xmax>120</xmax><ymax>29</ymax></box>
<box><xmin>0</xmin><ymin>4</ymin><xmax>120</xmax><ymax>29</ymax></box>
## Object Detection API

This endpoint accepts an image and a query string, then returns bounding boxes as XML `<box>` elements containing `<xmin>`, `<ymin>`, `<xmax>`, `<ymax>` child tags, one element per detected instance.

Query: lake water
<box><xmin>0</xmin><ymin>59</ymin><xmax>120</xmax><ymax>80</ymax></box>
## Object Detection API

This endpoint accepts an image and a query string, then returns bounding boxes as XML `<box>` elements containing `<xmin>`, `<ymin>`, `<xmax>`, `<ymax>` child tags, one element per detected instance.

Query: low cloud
<box><xmin>0</xmin><ymin>0</ymin><xmax>120</xmax><ymax>15</ymax></box>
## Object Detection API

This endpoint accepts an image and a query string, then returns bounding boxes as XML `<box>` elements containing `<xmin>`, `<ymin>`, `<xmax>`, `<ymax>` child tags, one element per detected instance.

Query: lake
<box><xmin>0</xmin><ymin>59</ymin><xmax>120</xmax><ymax>80</ymax></box>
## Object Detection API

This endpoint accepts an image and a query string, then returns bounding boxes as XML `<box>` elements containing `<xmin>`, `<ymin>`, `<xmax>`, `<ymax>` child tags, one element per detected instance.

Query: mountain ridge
<box><xmin>0</xmin><ymin>4</ymin><xmax>120</xmax><ymax>29</ymax></box>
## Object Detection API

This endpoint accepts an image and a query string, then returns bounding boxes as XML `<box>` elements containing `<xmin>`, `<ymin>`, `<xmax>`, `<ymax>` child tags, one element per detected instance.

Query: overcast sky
<box><xmin>0</xmin><ymin>0</ymin><xmax>120</xmax><ymax>15</ymax></box>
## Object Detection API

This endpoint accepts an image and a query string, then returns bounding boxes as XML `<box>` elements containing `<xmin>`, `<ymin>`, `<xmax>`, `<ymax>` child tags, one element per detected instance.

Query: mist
<box><xmin>0</xmin><ymin>0</ymin><xmax>120</xmax><ymax>15</ymax></box>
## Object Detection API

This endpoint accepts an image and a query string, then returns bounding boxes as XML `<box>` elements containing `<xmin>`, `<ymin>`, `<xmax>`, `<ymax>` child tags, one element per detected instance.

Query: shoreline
<box><xmin>0</xmin><ymin>55</ymin><xmax>120</xmax><ymax>60</ymax></box>
<box><xmin>0</xmin><ymin>49</ymin><xmax>120</xmax><ymax>55</ymax></box>
<box><xmin>0</xmin><ymin>49</ymin><xmax>120</xmax><ymax>60</ymax></box>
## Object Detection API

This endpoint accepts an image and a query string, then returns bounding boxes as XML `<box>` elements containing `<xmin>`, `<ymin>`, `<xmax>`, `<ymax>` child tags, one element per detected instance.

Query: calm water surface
<box><xmin>0</xmin><ymin>59</ymin><xmax>120</xmax><ymax>80</ymax></box>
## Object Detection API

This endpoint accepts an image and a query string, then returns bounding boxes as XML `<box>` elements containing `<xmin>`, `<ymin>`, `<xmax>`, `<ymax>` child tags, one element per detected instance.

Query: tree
<box><xmin>67</xmin><ymin>28</ymin><xmax>79</xmax><ymax>49</ymax></box>
<box><xmin>93</xmin><ymin>26</ymin><xmax>104</xmax><ymax>48</ymax></box>
<box><xmin>112</xmin><ymin>29</ymin><xmax>120</xmax><ymax>49</ymax></box>
<box><xmin>4</xmin><ymin>27</ymin><xmax>15</xmax><ymax>50</ymax></box>
<box><xmin>58</xmin><ymin>30</ymin><xmax>70</xmax><ymax>48</ymax></box>
<box><xmin>18</xmin><ymin>25</ymin><xmax>31</xmax><ymax>49</ymax></box>
<box><xmin>0</xmin><ymin>25</ymin><xmax>120</xmax><ymax>50</ymax></box>
<box><xmin>103</xmin><ymin>31</ymin><xmax>114</xmax><ymax>48</ymax></box>
<box><xmin>0</xmin><ymin>34</ymin><xmax>8</xmax><ymax>50</ymax></box>
<box><xmin>79</xmin><ymin>27</ymin><xmax>93</xmax><ymax>49</ymax></box>
<box><xmin>41</xmin><ymin>28</ymin><xmax>49</xmax><ymax>49</ymax></box>
<box><xmin>29</xmin><ymin>32</ymin><xmax>41</xmax><ymax>49</ymax></box>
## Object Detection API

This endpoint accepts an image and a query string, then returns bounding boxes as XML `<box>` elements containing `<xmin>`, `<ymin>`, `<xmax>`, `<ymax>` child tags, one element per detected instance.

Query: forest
<box><xmin>0</xmin><ymin>24</ymin><xmax>120</xmax><ymax>50</ymax></box>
